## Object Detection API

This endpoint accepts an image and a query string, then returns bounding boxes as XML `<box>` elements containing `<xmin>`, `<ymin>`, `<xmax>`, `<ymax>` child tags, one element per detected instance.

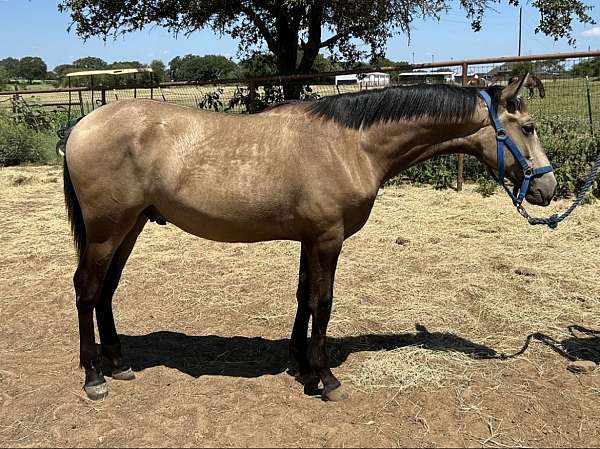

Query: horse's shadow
<box><xmin>120</xmin><ymin>324</ymin><xmax>501</xmax><ymax>379</ymax></box>
<box><xmin>120</xmin><ymin>324</ymin><xmax>600</xmax><ymax>379</ymax></box>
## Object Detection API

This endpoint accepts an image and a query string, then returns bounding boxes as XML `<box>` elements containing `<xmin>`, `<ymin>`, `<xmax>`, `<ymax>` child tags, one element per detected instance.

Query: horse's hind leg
<box><xmin>290</xmin><ymin>246</ymin><xmax>319</xmax><ymax>394</ymax></box>
<box><xmin>74</xmin><ymin>240</ymin><xmax>119</xmax><ymax>400</ymax></box>
<box><xmin>96</xmin><ymin>215</ymin><xmax>147</xmax><ymax>381</ymax></box>
<box><xmin>74</xmin><ymin>215</ymin><xmax>140</xmax><ymax>400</ymax></box>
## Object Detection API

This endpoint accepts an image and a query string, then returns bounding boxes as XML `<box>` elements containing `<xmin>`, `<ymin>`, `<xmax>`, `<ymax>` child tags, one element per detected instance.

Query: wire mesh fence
<box><xmin>1</xmin><ymin>53</ymin><xmax>597</xmax><ymax>126</ymax></box>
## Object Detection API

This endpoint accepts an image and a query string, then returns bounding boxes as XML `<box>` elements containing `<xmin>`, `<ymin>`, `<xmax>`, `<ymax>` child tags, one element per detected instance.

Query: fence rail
<box><xmin>2</xmin><ymin>49</ymin><xmax>599</xmax><ymax>189</ymax></box>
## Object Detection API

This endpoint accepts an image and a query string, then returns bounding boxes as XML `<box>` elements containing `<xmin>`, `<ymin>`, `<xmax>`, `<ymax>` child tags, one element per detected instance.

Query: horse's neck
<box><xmin>361</xmin><ymin>110</ymin><xmax>489</xmax><ymax>183</ymax></box>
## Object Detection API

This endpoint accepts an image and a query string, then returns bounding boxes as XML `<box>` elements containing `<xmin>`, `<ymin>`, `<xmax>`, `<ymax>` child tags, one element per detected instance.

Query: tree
<box><xmin>54</xmin><ymin>64</ymin><xmax>76</xmax><ymax>78</ymax></box>
<box><xmin>73</xmin><ymin>56</ymin><xmax>108</xmax><ymax>70</ymax></box>
<box><xmin>168</xmin><ymin>55</ymin><xmax>239</xmax><ymax>81</ymax></box>
<box><xmin>571</xmin><ymin>57</ymin><xmax>600</xmax><ymax>77</ymax></box>
<box><xmin>58</xmin><ymin>0</ymin><xmax>595</xmax><ymax>98</ymax></box>
<box><xmin>533</xmin><ymin>59</ymin><xmax>565</xmax><ymax>75</ymax></box>
<box><xmin>239</xmin><ymin>53</ymin><xmax>278</xmax><ymax>78</ymax></box>
<box><xmin>0</xmin><ymin>66</ymin><xmax>9</xmax><ymax>89</ymax></box>
<box><xmin>150</xmin><ymin>59</ymin><xmax>167</xmax><ymax>82</ymax></box>
<box><xmin>0</xmin><ymin>57</ymin><xmax>20</xmax><ymax>78</ymax></box>
<box><xmin>511</xmin><ymin>62</ymin><xmax>535</xmax><ymax>77</ymax></box>
<box><xmin>108</xmin><ymin>60</ymin><xmax>145</xmax><ymax>69</ymax></box>
<box><xmin>18</xmin><ymin>57</ymin><xmax>47</xmax><ymax>83</ymax></box>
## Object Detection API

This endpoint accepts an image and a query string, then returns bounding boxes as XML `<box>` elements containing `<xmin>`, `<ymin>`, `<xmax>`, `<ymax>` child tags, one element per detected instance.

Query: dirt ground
<box><xmin>1</xmin><ymin>165</ymin><xmax>599</xmax><ymax>448</ymax></box>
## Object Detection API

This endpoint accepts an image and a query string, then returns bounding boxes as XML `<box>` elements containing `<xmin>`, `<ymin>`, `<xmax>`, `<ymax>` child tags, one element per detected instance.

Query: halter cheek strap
<box><xmin>479</xmin><ymin>90</ymin><xmax>553</xmax><ymax>209</ymax></box>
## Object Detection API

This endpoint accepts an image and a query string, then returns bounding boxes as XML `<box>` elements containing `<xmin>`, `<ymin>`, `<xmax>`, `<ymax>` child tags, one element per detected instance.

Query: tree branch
<box><xmin>239</xmin><ymin>4</ymin><xmax>277</xmax><ymax>51</ymax></box>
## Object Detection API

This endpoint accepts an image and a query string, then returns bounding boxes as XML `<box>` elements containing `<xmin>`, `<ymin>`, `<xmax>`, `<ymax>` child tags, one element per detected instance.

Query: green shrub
<box><xmin>12</xmin><ymin>97</ymin><xmax>69</xmax><ymax>132</ymax></box>
<box><xmin>0</xmin><ymin>118</ymin><xmax>44</xmax><ymax>165</ymax></box>
<box><xmin>0</xmin><ymin>112</ymin><xmax>60</xmax><ymax>166</ymax></box>
<box><xmin>537</xmin><ymin>115</ymin><xmax>600</xmax><ymax>199</ymax></box>
<box><xmin>475</xmin><ymin>176</ymin><xmax>498</xmax><ymax>197</ymax></box>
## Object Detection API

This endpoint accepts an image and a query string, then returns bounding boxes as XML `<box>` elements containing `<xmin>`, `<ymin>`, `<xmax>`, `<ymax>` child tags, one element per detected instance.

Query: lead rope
<box><xmin>523</xmin><ymin>141</ymin><xmax>600</xmax><ymax>230</ymax></box>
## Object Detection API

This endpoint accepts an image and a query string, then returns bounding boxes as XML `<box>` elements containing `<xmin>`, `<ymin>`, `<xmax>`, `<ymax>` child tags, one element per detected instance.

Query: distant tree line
<box><xmin>0</xmin><ymin>52</ymin><xmax>410</xmax><ymax>89</ymax></box>
<box><xmin>2</xmin><ymin>53</ymin><xmax>599</xmax><ymax>90</ymax></box>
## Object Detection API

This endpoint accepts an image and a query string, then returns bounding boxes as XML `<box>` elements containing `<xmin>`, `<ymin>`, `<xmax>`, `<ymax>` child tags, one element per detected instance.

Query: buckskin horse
<box><xmin>62</xmin><ymin>75</ymin><xmax>556</xmax><ymax>401</ymax></box>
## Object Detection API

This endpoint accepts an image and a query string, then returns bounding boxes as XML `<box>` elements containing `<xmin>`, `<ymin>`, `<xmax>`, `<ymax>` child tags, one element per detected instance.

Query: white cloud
<box><xmin>583</xmin><ymin>26</ymin><xmax>600</xmax><ymax>37</ymax></box>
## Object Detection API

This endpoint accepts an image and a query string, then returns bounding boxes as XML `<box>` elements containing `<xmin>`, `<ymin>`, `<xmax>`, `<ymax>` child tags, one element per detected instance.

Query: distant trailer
<box><xmin>335</xmin><ymin>72</ymin><xmax>391</xmax><ymax>87</ymax></box>
<box><xmin>395</xmin><ymin>71</ymin><xmax>457</xmax><ymax>85</ymax></box>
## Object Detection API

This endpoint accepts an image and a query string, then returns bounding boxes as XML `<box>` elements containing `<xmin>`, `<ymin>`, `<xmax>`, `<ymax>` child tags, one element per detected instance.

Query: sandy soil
<box><xmin>1</xmin><ymin>166</ymin><xmax>599</xmax><ymax>447</ymax></box>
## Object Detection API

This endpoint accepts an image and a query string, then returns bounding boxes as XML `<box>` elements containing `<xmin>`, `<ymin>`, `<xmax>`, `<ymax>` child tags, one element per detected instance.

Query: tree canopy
<box><xmin>58</xmin><ymin>0</ymin><xmax>594</xmax><ymax>85</ymax></box>
<box><xmin>150</xmin><ymin>59</ymin><xmax>167</xmax><ymax>82</ymax></box>
<box><xmin>0</xmin><ymin>57</ymin><xmax>20</xmax><ymax>78</ymax></box>
<box><xmin>73</xmin><ymin>57</ymin><xmax>108</xmax><ymax>70</ymax></box>
<box><xmin>572</xmin><ymin>57</ymin><xmax>600</xmax><ymax>77</ymax></box>
<box><xmin>17</xmin><ymin>57</ymin><xmax>47</xmax><ymax>83</ymax></box>
<box><xmin>0</xmin><ymin>66</ymin><xmax>9</xmax><ymax>89</ymax></box>
<box><xmin>169</xmin><ymin>54</ymin><xmax>239</xmax><ymax>81</ymax></box>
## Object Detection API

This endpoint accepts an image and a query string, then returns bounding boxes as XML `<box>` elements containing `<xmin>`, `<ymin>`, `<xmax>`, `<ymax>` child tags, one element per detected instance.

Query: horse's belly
<box><xmin>155</xmin><ymin>197</ymin><xmax>299</xmax><ymax>243</ymax></box>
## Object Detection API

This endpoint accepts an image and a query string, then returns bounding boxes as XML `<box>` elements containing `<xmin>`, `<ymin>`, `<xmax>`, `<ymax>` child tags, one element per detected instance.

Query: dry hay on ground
<box><xmin>1</xmin><ymin>165</ymin><xmax>599</xmax><ymax>447</ymax></box>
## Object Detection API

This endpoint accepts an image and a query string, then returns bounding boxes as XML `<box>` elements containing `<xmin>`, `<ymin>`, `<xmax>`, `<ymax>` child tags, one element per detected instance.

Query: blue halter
<box><xmin>479</xmin><ymin>90</ymin><xmax>553</xmax><ymax>211</ymax></box>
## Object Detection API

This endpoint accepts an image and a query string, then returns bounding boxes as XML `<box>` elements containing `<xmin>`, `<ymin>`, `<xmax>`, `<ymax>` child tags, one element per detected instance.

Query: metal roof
<box><xmin>65</xmin><ymin>68</ymin><xmax>153</xmax><ymax>77</ymax></box>
<box><xmin>397</xmin><ymin>71</ymin><xmax>455</xmax><ymax>76</ymax></box>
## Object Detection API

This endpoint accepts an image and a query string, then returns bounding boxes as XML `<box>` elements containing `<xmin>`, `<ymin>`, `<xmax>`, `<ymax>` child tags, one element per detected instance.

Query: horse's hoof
<box><xmin>112</xmin><ymin>367</ymin><xmax>135</xmax><ymax>381</ymax></box>
<box><xmin>297</xmin><ymin>371</ymin><xmax>320</xmax><ymax>396</ymax></box>
<box><xmin>83</xmin><ymin>382</ymin><xmax>108</xmax><ymax>400</ymax></box>
<box><xmin>322</xmin><ymin>384</ymin><xmax>350</xmax><ymax>402</ymax></box>
<box><xmin>303</xmin><ymin>381</ymin><xmax>320</xmax><ymax>396</ymax></box>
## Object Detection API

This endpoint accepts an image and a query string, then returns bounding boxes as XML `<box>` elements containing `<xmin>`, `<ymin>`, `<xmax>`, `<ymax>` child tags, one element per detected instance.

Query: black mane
<box><xmin>307</xmin><ymin>84</ymin><xmax>502</xmax><ymax>129</ymax></box>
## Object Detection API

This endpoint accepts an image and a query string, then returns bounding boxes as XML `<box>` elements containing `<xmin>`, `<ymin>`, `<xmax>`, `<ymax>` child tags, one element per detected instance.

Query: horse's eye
<box><xmin>522</xmin><ymin>124</ymin><xmax>535</xmax><ymax>135</ymax></box>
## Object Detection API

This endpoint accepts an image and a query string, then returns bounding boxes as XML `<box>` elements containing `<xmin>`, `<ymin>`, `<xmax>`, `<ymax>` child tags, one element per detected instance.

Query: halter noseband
<box><xmin>479</xmin><ymin>90</ymin><xmax>553</xmax><ymax>215</ymax></box>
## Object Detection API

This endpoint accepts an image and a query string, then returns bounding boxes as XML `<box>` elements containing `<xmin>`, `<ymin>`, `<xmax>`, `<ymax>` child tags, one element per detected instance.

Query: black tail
<box><xmin>63</xmin><ymin>158</ymin><xmax>86</xmax><ymax>263</ymax></box>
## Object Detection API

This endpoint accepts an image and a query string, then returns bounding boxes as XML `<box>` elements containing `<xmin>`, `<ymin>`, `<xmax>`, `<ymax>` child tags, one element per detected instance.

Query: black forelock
<box><xmin>306</xmin><ymin>83</ymin><xmax>504</xmax><ymax>129</ymax></box>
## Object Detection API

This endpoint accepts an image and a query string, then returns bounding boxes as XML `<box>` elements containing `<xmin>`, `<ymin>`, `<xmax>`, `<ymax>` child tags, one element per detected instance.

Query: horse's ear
<box><xmin>501</xmin><ymin>73</ymin><xmax>529</xmax><ymax>105</ymax></box>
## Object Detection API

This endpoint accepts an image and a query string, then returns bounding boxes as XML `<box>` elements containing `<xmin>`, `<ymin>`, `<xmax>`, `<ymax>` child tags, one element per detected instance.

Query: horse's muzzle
<box><xmin>526</xmin><ymin>174</ymin><xmax>557</xmax><ymax>206</ymax></box>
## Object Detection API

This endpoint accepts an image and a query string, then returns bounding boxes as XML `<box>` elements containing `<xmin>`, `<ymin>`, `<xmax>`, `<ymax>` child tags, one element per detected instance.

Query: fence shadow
<box><xmin>119</xmin><ymin>324</ymin><xmax>500</xmax><ymax>379</ymax></box>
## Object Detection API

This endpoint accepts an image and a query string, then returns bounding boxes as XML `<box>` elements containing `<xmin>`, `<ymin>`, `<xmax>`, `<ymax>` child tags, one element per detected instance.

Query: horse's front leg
<box><xmin>305</xmin><ymin>231</ymin><xmax>348</xmax><ymax>401</ymax></box>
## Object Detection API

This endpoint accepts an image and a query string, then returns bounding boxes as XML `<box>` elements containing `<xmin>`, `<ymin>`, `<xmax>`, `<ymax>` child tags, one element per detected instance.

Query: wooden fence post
<box><xmin>11</xmin><ymin>93</ymin><xmax>18</xmax><ymax>114</ymax></box>
<box><xmin>248</xmin><ymin>80</ymin><xmax>256</xmax><ymax>114</ymax></box>
<box><xmin>457</xmin><ymin>62</ymin><xmax>468</xmax><ymax>192</ymax></box>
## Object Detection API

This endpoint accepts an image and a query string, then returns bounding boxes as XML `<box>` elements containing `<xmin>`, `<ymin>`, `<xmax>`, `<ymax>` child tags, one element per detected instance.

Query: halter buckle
<box><xmin>496</xmin><ymin>129</ymin><xmax>508</xmax><ymax>141</ymax></box>
<box><xmin>524</xmin><ymin>166</ymin><xmax>534</xmax><ymax>177</ymax></box>
<box><xmin>516</xmin><ymin>205</ymin><xmax>530</xmax><ymax>219</ymax></box>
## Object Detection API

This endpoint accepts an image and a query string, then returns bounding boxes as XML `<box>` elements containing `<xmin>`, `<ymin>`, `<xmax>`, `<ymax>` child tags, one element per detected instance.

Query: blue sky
<box><xmin>0</xmin><ymin>0</ymin><xmax>599</xmax><ymax>70</ymax></box>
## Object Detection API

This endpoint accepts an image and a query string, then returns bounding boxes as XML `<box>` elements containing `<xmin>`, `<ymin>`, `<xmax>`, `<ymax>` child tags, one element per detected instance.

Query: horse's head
<box><xmin>478</xmin><ymin>74</ymin><xmax>556</xmax><ymax>207</ymax></box>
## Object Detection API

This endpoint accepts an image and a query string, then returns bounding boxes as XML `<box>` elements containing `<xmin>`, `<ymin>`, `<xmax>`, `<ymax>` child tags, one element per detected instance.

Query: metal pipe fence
<box><xmin>1</xmin><ymin>50</ymin><xmax>599</xmax><ymax>189</ymax></box>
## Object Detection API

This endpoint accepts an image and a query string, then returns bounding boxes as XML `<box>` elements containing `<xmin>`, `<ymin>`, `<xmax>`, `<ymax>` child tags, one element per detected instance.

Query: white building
<box><xmin>335</xmin><ymin>72</ymin><xmax>391</xmax><ymax>87</ymax></box>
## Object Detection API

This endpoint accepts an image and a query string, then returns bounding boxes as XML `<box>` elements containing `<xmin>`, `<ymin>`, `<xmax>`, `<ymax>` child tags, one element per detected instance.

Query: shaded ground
<box><xmin>1</xmin><ymin>166</ymin><xmax>599</xmax><ymax>447</ymax></box>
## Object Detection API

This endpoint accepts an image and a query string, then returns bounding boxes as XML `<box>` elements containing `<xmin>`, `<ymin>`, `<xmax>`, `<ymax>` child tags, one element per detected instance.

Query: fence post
<box><xmin>457</xmin><ymin>62</ymin><xmax>468</xmax><ymax>192</ymax></box>
<box><xmin>11</xmin><ymin>93</ymin><xmax>19</xmax><ymax>114</ymax></box>
<box><xmin>248</xmin><ymin>80</ymin><xmax>256</xmax><ymax>114</ymax></box>
<box><xmin>585</xmin><ymin>76</ymin><xmax>594</xmax><ymax>137</ymax></box>
<box><xmin>101</xmin><ymin>87</ymin><xmax>107</xmax><ymax>106</ymax></box>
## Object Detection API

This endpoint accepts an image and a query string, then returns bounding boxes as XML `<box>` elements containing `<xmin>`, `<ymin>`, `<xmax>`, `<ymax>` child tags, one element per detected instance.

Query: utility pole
<box><xmin>518</xmin><ymin>6</ymin><xmax>522</xmax><ymax>56</ymax></box>
<box><xmin>412</xmin><ymin>52</ymin><xmax>415</xmax><ymax>64</ymax></box>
